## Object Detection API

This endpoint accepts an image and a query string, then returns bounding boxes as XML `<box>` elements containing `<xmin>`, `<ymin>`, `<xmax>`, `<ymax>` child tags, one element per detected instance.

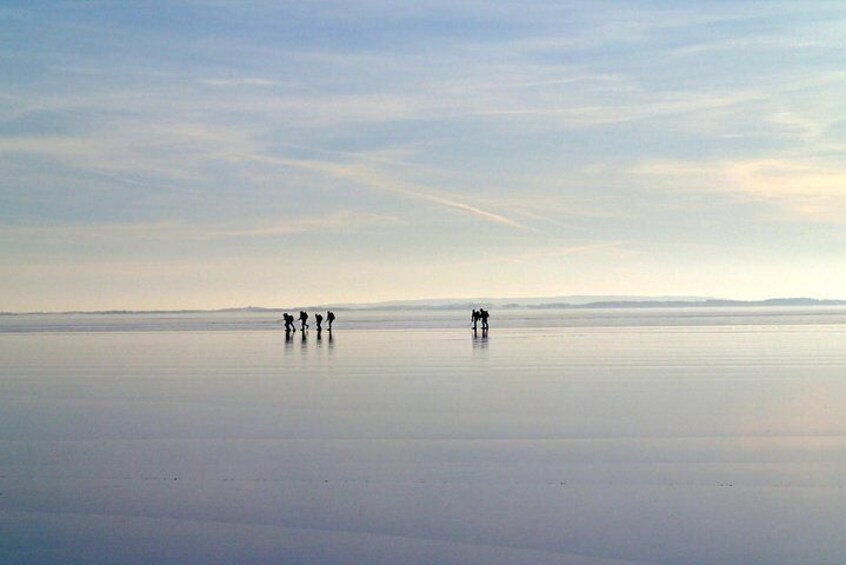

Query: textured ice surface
<box><xmin>1</xmin><ymin>310</ymin><xmax>845</xmax><ymax>563</ymax></box>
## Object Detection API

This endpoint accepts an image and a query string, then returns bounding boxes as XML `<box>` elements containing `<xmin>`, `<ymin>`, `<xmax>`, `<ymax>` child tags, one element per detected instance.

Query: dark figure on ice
<box><xmin>315</xmin><ymin>313</ymin><xmax>323</xmax><ymax>332</ymax></box>
<box><xmin>471</xmin><ymin>309</ymin><xmax>480</xmax><ymax>331</ymax></box>
<box><xmin>480</xmin><ymin>308</ymin><xmax>490</xmax><ymax>331</ymax></box>
<box><xmin>327</xmin><ymin>311</ymin><xmax>335</xmax><ymax>331</ymax></box>
<box><xmin>282</xmin><ymin>313</ymin><xmax>296</xmax><ymax>333</ymax></box>
<box><xmin>299</xmin><ymin>310</ymin><xmax>309</xmax><ymax>332</ymax></box>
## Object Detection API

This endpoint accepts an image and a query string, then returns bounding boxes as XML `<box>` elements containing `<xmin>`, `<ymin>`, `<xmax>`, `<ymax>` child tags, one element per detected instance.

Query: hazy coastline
<box><xmin>3</xmin><ymin>296</ymin><xmax>846</xmax><ymax>316</ymax></box>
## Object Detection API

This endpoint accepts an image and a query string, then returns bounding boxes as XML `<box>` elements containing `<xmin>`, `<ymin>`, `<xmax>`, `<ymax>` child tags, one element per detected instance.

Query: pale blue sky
<box><xmin>2</xmin><ymin>1</ymin><xmax>846</xmax><ymax>310</ymax></box>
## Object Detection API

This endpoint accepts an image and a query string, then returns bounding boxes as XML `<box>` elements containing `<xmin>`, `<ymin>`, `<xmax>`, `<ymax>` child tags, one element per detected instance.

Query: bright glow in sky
<box><xmin>2</xmin><ymin>1</ymin><xmax>846</xmax><ymax>311</ymax></box>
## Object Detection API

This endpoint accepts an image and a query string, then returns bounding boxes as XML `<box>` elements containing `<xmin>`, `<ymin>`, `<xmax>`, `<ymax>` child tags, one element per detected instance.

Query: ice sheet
<box><xmin>1</xmin><ymin>312</ymin><xmax>845</xmax><ymax>563</ymax></box>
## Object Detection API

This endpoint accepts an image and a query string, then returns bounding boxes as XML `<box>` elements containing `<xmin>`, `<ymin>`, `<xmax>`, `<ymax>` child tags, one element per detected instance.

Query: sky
<box><xmin>2</xmin><ymin>1</ymin><xmax>846</xmax><ymax>311</ymax></box>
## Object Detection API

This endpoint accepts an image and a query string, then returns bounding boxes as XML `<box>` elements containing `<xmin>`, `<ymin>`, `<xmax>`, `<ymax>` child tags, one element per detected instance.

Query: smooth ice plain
<box><xmin>1</xmin><ymin>307</ymin><xmax>845</xmax><ymax>564</ymax></box>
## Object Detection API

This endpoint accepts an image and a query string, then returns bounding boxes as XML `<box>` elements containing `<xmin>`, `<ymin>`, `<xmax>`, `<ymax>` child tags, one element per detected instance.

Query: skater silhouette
<box><xmin>480</xmin><ymin>308</ymin><xmax>490</xmax><ymax>331</ymax></box>
<box><xmin>315</xmin><ymin>313</ymin><xmax>323</xmax><ymax>332</ymax></box>
<box><xmin>471</xmin><ymin>309</ymin><xmax>480</xmax><ymax>331</ymax></box>
<box><xmin>327</xmin><ymin>311</ymin><xmax>335</xmax><ymax>331</ymax></box>
<box><xmin>299</xmin><ymin>310</ymin><xmax>309</xmax><ymax>331</ymax></box>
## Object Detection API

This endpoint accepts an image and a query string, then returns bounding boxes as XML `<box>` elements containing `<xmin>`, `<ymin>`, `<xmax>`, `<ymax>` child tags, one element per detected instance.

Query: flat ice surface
<box><xmin>1</xmin><ymin>308</ymin><xmax>845</xmax><ymax>564</ymax></box>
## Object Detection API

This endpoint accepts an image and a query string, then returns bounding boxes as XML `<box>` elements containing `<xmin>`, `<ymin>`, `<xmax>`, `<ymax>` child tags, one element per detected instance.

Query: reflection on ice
<box><xmin>472</xmin><ymin>329</ymin><xmax>489</xmax><ymax>355</ymax></box>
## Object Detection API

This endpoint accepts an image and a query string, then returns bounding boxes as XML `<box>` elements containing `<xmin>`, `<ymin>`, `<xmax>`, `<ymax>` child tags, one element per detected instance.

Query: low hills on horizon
<box><xmin>4</xmin><ymin>295</ymin><xmax>846</xmax><ymax>315</ymax></box>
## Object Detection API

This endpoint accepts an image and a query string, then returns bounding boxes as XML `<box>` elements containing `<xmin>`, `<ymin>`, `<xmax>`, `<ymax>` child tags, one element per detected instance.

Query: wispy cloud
<box><xmin>0</xmin><ymin>211</ymin><xmax>396</xmax><ymax>243</ymax></box>
<box><xmin>246</xmin><ymin>153</ymin><xmax>534</xmax><ymax>231</ymax></box>
<box><xmin>462</xmin><ymin>89</ymin><xmax>762</xmax><ymax>127</ymax></box>
<box><xmin>727</xmin><ymin>159</ymin><xmax>846</xmax><ymax>221</ymax></box>
<box><xmin>213</xmin><ymin>210</ymin><xmax>398</xmax><ymax>238</ymax></box>
<box><xmin>201</xmin><ymin>78</ymin><xmax>282</xmax><ymax>87</ymax></box>
<box><xmin>517</xmin><ymin>241</ymin><xmax>638</xmax><ymax>260</ymax></box>
<box><xmin>635</xmin><ymin>158</ymin><xmax>846</xmax><ymax>223</ymax></box>
<box><xmin>452</xmin><ymin>240</ymin><xmax>637</xmax><ymax>272</ymax></box>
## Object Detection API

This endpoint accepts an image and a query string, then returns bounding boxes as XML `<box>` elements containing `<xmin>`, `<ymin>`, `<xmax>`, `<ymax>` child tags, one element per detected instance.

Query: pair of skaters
<box><xmin>471</xmin><ymin>308</ymin><xmax>490</xmax><ymax>331</ymax></box>
<box><xmin>283</xmin><ymin>311</ymin><xmax>335</xmax><ymax>332</ymax></box>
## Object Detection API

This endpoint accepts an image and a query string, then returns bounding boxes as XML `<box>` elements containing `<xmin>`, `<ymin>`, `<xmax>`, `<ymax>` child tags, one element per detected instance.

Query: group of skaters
<box><xmin>282</xmin><ymin>308</ymin><xmax>489</xmax><ymax>334</ymax></box>
<box><xmin>282</xmin><ymin>310</ymin><xmax>335</xmax><ymax>333</ymax></box>
<box><xmin>471</xmin><ymin>308</ymin><xmax>490</xmax><ymax>332</ymax></box>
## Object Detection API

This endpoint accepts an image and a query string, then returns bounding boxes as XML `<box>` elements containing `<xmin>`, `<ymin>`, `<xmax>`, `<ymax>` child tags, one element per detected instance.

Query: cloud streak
<box><xmin>635</xmin><ymin>158</ymin><xmax>846</xmax><ymax>223</ymax></box>
<box><xmin>201</xmin><ymin>78</ymin><xmax>282</xmax><ymax>87</ymax></box>
<box><xmin>246</xmin><ymin>153</ymin><xmax>534</xmax><ymax>231</ymax></box>
<box><xmin>0</xmin><ymin>211</ymin><xmax>396</xmax><ymax>244</ymax></box>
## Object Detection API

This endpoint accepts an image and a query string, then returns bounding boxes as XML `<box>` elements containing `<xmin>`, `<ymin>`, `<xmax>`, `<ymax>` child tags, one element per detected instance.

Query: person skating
<box><xmin>480</xmin><ymin>308</ymin><xmax>490</xmax><ymax>331</ymax></box>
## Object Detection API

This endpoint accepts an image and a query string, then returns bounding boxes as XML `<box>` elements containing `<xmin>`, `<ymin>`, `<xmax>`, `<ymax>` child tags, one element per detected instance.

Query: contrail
<box><xmin>247</xmin><ymin>153</ymin><xmax>533</xmax><ymax>231</ymax></box>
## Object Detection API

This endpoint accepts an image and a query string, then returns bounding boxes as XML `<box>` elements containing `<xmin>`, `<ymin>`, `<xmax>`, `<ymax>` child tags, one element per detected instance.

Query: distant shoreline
<box><xmin>3</xmin><ymin>297</ymin><xmax>846</xmax><ymax>316</ymax></box>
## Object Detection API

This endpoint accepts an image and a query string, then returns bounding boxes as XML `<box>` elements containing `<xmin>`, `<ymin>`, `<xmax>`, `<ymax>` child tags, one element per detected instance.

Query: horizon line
<box><xmin>3</xmin><ymin>296</ymin><xmax>846</xmax><ymax>316</ymax></box>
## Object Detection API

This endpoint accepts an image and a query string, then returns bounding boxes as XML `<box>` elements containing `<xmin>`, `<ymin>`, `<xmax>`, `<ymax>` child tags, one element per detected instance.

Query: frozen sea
<box><xmin>1</xmin><ymin>307</ymin><xmax>845</xmax><ymax>564</ymax></box>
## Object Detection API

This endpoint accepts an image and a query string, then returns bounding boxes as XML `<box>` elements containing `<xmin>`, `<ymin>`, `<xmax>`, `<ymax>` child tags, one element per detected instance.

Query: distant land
<box><xmin>3</xmin><ymin>296</ymin><xmax>846</xmax><ymax>315</ymax></box>
<box><xmin>315</xmin><ymin>296</ymin><xmax>846</xmax><ymax>311</ymax></box>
